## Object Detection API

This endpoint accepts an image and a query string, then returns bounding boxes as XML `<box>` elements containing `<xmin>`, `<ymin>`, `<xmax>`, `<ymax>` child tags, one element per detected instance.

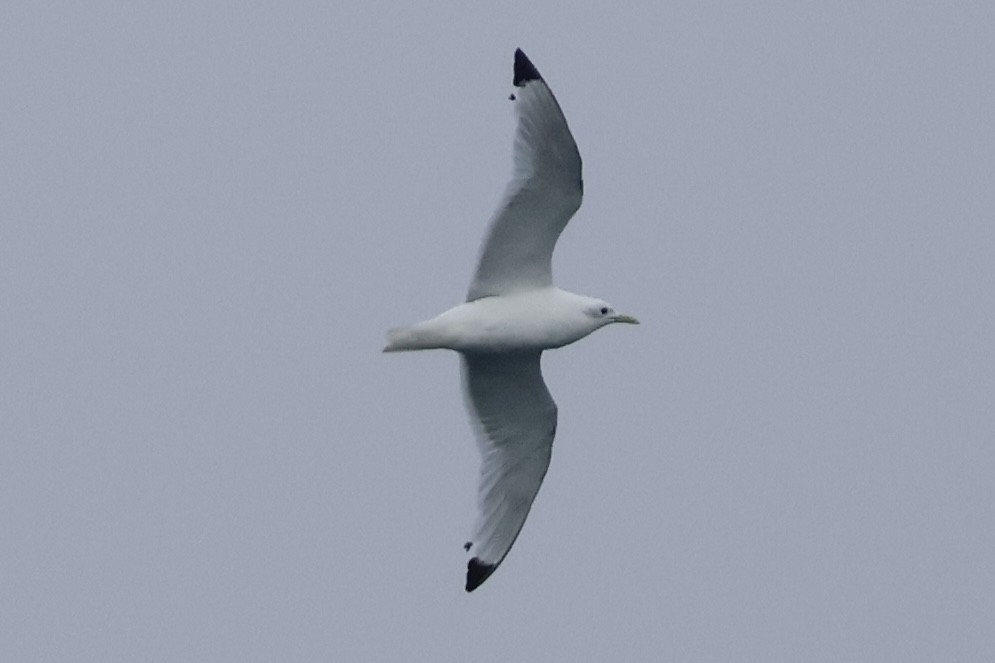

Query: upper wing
<box><xmin>460</xmin><ymin>352</ymin><xmax>558</xmax><ymax>591</ymax></box>
<box><xmin>466</xmin><ymin>49</ymin><xmax>583</xmax><ymax>302</ymax></box>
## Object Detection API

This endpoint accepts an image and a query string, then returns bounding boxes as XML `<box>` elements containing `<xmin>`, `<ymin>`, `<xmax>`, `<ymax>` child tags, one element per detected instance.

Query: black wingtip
<box><xmin>465</xmin><ymin>557</ymin><xmax>498</xmax><ymax>592</ymax></box>
<box><xmin>513</xmin><ymin>48</ymin><xmax>542</xmax><ymax>87</ymax></box>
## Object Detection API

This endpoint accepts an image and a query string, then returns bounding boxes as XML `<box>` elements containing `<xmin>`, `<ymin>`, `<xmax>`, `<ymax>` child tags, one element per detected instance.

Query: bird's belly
<box><xmin>450</xmin><ymin>313</ymin><xmax>583</xmax><ymax>353</ymax></box>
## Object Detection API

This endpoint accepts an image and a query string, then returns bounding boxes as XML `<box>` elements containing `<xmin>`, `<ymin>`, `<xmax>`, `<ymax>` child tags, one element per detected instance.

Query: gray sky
<box><xmin>3</xmin><ymin>1</ymin><xmax>994</xmax><ymax>660</ymax></box>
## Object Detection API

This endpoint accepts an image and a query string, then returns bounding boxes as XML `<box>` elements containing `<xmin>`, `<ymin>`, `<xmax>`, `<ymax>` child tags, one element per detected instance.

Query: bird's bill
<box><xmin>612</xmin><ymin>314</ymin><xmax>640</xmax><ymax>325</ymax></box>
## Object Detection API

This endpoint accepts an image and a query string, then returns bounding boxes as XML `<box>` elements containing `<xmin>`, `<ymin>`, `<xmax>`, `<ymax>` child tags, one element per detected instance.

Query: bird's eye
<box><xmin>600</xmin><ymin>306</ymin><xmax>609</xmax><ymax>315</ymax></box>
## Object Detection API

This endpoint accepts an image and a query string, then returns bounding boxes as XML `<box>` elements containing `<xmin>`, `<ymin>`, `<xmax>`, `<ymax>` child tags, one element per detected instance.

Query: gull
<box><xmin>384</xmin><ymin>49</ymin><xmax>638</xmax><ymax>592</ymax></box>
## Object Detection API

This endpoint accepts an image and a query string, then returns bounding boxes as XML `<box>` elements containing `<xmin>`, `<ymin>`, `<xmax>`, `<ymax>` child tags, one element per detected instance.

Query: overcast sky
<box><xmin>3</xmin><ymin>1</ymin><xmax>994</xmax><ymax>661</ymax></box>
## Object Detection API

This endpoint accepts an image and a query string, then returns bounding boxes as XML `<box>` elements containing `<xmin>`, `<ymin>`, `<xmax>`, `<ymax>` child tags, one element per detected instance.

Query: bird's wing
<box><xmin>460</xmin><ymin>352</ymin><xmax>558</xmax><ymax>591</ymax></box>
<box><xmin>466</xmin><ymin>49</ymin><xmax>583</xmax><ymax>302</ymax></box>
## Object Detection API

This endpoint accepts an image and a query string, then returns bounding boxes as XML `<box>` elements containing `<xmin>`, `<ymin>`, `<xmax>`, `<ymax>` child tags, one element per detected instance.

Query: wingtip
<box><xmin>513</xmin><ymin>48</ymin><xmax>542</xmax><ymax>87</ymax></box>
<box><xmin>465</xmin><ymin>557</ymin><xmax>498</xmax><ymax>592</ymax></box>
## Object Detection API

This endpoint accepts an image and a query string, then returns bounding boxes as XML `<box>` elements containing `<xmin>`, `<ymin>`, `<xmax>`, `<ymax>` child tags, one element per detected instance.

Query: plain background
<box><xmin>3</xmin><ymin>1</ymin><xmax>993</xmax><ymax>660</ymax></box>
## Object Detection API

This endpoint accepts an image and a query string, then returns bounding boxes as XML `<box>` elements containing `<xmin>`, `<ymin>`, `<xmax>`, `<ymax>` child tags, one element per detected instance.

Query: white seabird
<box><xmin>384</xmin><ymin>49</ymin><xmax>638</xmax><ymax>592</ymax></box>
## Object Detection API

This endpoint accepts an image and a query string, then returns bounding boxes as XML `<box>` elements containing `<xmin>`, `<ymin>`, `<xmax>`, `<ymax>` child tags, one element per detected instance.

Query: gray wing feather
<box><xmin>460</xmin><ymin>352</ymin><xmax>557</xmax><ymax>590</ymax></box>
<box><xmin>466</xmin><ymin>51</ymin><xmax>583</xmax><ymax>302</ymax></box>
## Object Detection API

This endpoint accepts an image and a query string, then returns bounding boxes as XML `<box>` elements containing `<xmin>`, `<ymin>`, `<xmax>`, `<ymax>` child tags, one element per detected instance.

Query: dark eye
<box><xmin>600</xmin><ymin>306</ymin><xmax>609</xmax><ymax>315</ymax></box>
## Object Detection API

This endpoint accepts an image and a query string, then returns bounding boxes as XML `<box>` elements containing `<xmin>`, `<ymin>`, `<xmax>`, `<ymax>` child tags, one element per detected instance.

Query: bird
<box><xmin>384</xmin><ymin>48</ymin><xmax>638</xmax><ymax>592</ymax></box>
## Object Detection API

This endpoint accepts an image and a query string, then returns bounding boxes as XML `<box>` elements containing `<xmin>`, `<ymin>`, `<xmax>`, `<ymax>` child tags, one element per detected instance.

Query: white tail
<box><xmin>383</xmin><ymin>325</ymin><xmax>434</xmax><ymax>352</ymax></box>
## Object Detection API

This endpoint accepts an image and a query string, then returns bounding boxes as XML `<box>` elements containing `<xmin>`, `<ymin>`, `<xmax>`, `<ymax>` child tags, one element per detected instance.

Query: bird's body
<box><xmin>385</xmin><ymin>49</ymin><xmax>637</xmax><ymax>592</ymax></box>
<box><xmin>384</xmin><ymin>287</ymin><xmax>630</xmax><ymax>354</ymax></box>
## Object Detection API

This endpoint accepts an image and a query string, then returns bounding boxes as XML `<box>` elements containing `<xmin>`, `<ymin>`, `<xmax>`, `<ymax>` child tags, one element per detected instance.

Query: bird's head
<box><xmin>583</xmin><ymin>299</ymin><xmax>639</xmax><ymax>330</ymax></box>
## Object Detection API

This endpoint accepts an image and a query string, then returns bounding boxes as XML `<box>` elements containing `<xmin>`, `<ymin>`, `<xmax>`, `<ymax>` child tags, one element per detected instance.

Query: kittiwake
<box><xmin>384</xmin><ymin>48</ymin><xmax>638</xmax><ymax>592</ymax></box>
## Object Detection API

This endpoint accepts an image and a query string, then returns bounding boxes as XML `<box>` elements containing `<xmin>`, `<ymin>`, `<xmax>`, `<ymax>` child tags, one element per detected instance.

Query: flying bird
<box><xmin>384</xmin><ymin>49</ymin><xmax>638</xmax><ymax>592</ymax></box>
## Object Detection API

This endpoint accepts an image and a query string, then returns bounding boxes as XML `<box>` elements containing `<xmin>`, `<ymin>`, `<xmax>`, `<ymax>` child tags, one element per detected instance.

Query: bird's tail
<box><xmin>382</xmin><ymin>325</ymin><xmax>432</xmax><ymax>352</ymax></box>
